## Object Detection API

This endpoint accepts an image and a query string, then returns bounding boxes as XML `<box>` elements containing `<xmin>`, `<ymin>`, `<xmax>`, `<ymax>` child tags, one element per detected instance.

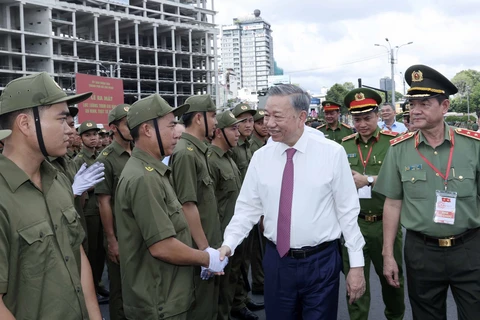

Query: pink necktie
<box><xmin>277</xmin><ymin>148</ymin><xmax>296</xmax><ymax>257</ymax></box>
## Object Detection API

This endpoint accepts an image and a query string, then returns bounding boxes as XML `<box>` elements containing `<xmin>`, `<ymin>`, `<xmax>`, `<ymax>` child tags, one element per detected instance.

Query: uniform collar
<box><xmin>0</xmin><ymin>155</ymin><xmax>58</xmax><ymax>193</ymax></box>
<box><xmin>416</xmin><ymin>123</ymin><xmax>452</xmax><ymax>147</ymax></box>
<box><xmin>111</xmin><ymin>140</ymin><xmax>131</xmax><ymax>156</ymax></box>
<box><xmin>238</xmin><ymin>137</ymin><xmax>250</xmax><ymax>147</ymax></box>
<box><xmin>131</xmin><ymin>147</ymin><xmax>169</xmax><ymax>176</ymax></box>
<box><xmin>251</xmin><ymin>134</ymin><xmax>265</xmax><ymax>146</ymax></box>
<box><xmin>278</xmin><ymin>128</ymin><xmax>308</xmax><ymax>155</ymax></box>
<box><xmin>181</xmin><ymin>132</ymin><xmax>208</xmax><ymax>154</ymax></box>
<box><xmin>210</xmin><ymin>144</ymin><xmax>227</xmax><ymax>157</ymax></box>
<box><xmin>81</xmin><ymin>146</ymin><xmax>96</xmax><ymax>159</ymax></box>
<box><xmin>355</xmin><ymin>127</ymin><xmax>381</xmax><ymax>144</ymax></box>
<box><xmin>325</xmin><ymin>122</ymin><xmax>340</xmax><ymax>131</ymax></box>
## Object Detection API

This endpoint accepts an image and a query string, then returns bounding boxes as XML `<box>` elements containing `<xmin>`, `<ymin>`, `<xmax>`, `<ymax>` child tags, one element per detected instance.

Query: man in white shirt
<box><xmin>378</xmin><ymin>103</ymin><xmax>407</xmax><ymax>133</ymax></box>
<box><xmin>219</xmin><ymin>84</ymin><xmax>366</xmax><ymax>319</ymax></box>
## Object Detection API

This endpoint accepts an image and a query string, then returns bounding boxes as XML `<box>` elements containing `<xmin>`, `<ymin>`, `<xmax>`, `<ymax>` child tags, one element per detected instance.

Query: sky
<box><xmin>214</xmin><ymin>0</ymin><xmax>480</xmax><ymax>94</ymax></box>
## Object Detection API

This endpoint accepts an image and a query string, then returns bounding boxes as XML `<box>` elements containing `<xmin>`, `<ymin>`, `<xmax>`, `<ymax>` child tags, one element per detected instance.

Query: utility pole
<box><xmin>467</xmin><ymin>85</ymin><xmax>471</xmax><ymax>122</ymax></box>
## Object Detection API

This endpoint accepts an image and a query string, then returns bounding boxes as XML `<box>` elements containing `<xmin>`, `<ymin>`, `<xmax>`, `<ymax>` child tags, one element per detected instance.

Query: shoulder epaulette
<box><xmin>389</xmin><ymin>131</ymin><xmax>415</xmax><ymax>146</ymax></box>
<box><xmin>380</xmin><ymin>130</ymin><xmax>398</xmax><ymax>137</ymax></box>
<box><xmin>455</xmin><ymin>128</ymin><xmax>480</xmax><ymax>140</ymax></box>
<box><xmin>342</xmin><ymin>133</ymin><xmax>357</xmax><ymax>142</ymax></box>
<box><xmin>316</xmin><ymin>124</ymin><xmax>326</xmax><ymax>129</ymax></box>
<box><xmin>341</xmin><ymin>122</ymin><xmax>351</xmax><ymax>129</ymax></box>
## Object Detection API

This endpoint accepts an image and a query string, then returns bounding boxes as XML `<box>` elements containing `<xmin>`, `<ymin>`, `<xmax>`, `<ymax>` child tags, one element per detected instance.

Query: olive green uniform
<box><xmin>74</xmin><ymin>147</ymin><xmax>105</xmax><ymax>294</ymax></box>
<box><xmin>374</xmin><ymin>125</ymin><xmax>480</xmax><ymax>319</ymax></box>
<box><xmin>209</xmin><ymin>145</ymin><xmax>242</xmax><ymax>320</ymax></box>
<box><xmin>115</xmin><ymin>148</ymin><xmax>194</xmax><ymax>320</ymax></box>
<box><xmin>230</xmin><ymin>137</ymin><xmax>252</xmax><ymax>182</ymax></box>
<box><xmin>95</xmin><ymin>140</ymin><xmax>131</xmax><ymax>320</ymax></box>
<box><xmin>250</xmin><ymin>134</ymin><xmax>266</xmax><ymax>155</ymax></box>
<box><xmin>170</xmin><ymin>132</ymin><xmax>222</xmax><ymax>320</ymax></box>
<box><xmin>0</xmin><ymin>156</ymin><xmax>88</xmax><ymax>319</ymax></box>
<box><xmin>341</xmin><ymin>128</ymin><xmax>405</xmax><ymax>320</ymax></box>
<box><xmin>318</xmin><ymin>123</ymin><xmax>353</xmax><ymax>144</ymax></box>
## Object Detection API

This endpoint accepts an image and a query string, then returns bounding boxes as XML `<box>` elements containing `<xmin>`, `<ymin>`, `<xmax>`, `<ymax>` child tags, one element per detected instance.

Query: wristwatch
<box><xmin>367</xmin><ymin>176</ymin><xmax>374</xmax><ymax>187</ymax></box>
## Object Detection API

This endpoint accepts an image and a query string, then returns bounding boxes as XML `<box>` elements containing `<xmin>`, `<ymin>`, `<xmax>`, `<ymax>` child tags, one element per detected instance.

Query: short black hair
<box><xmin>0</xmin><ymin>106</ymin><xmax>51</xmax><ymax>130</ymax></box>
<box><xmin>129</xmin><ymin>119</ymin><xmax>154</xmax><ymax>141</ymax></box>
<box><xmin>434</xmin><ymin>94</ymin><xmax>449</xmax><ymax>105</ymax></box>
<box><xmin>182</xmin><ymin>112</ymin><xmax>201</xmax><ymax>128</ymax></box>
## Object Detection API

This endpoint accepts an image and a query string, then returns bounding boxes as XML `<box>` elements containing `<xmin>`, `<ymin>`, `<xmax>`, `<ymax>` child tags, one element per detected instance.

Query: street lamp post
<box><xmin>375</xmin><ymin>39</ymin><xmax>413</xmax><ymax>106</ymax></box>
<box><xmin>467</xmin><ymin>85</ymin><xmax>471</xmax><ymax>122</ymax></box>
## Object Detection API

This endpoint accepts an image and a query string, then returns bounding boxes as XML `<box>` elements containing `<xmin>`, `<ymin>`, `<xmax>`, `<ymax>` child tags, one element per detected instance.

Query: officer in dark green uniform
<box><xmin>0</xmin><ymin>72</ymin><xmax>102</xmax><ymax>319</ymax></box>
<box><xmin>209</xmin><ymin>110</ymin><xmax>245</xmax><ymax>320</ymax></box>
<box><xmin>250</xmin><ymin>109</ymin><xmax>268</xmax><ymax>154</ymax></box>
<box><xmin>74</xmin><ymin>120</ymin><xmax>106</xmax><ymax>302</ymax></box>
<box><xmin>95</xmin><ymin>103</ymin><xmax>133</xmax><ymax>320</ymax></box>
<box><xmin>170</xmin><ymin>94</ymin><xmax>222</xmax><ymax>320</ymax></box>
<box><xmin>116</xmin><ymin>93</ymin><xmax>227</xmax><ymax>320</ymax></box>
<box><xmin>231</xmin><ymin>103</ymin><xmax>256</xmax><ymax>181</ymax></box>
<box><xmin>341</xmin><ymin>88</ymin><xmax>405</xmax><ymax>320</ymax></box>
<box><xmin>317</xmin><ymin>101</ymin><xmax>353</xmax><ymax>143</ymax></box>
<box><xmin>374</xmin><ymin>64</ymin><xmax>480</xmax><ymax>320</ymax></box>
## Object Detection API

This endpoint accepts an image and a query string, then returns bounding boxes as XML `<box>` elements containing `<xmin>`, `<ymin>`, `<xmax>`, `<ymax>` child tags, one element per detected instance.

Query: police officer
<box><xmin>74</xmin><ymin>120</ymin><xmax>106</xmax><ymax>302</ymax></box>
<box><xmin>231</xmin><ymin>103</ymin><xmax>256</xmax><ymax>180</ymax></box>
<box><xmin>341</xmin><ymin>88</ymin><xmax>405</xmax><ymax>320</ymax></box>
<box><xmin>95</xmin><ymin>103</ymin><xmax>133</xmax><ymax>320</ymax></box>
<box><xmin>375</xmin><ymin>64</ymin><xmax>480</xmax><ymax>320</ymax></box>
<box><xmin>170</xmin><ymin>94</ymin><xmax>222</xmax><ymax>320</ymax></box>
<box><xmin>0</xmin><ymin>72</ymin><xmax>103</xmax><ymax>319</ymax></box>
<box><xmin>250</xmin><ymin>109</ymin><xmax>268</xmax><ymax>154</ymax></box>
<box><xmin>208</xmin><ymin>111</ymin><xmax>247</xmax><ymax>320</ymax></box>
<box><xmin>115</xmin><ymin>94</ymin><xmax>228</xmax><ymax>320</ymax></box>
<box><xmin>317</xmin><ymin>101</ymin><xmax>353</xmax><ymax>143</ymax></box>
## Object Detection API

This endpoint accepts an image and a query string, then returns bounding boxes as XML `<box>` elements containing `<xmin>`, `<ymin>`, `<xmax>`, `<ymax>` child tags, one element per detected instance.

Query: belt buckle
<box><xmin>438</xmin><ymin>237</ymin><xmax>454</xmax><ymax>247</ymax></box>
<box><xmin>365</xmin><ymin>215</ymin><xmax>376</xmax><ymax>222</ymax></box>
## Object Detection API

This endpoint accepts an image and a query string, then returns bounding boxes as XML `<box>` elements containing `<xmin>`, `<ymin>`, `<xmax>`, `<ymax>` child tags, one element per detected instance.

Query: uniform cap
<box><xmin>99</xmin><ymin>129</ymin><xmax>107</xmax><ymax>135</ymax></box>
<box><xmin>322</xmin><ymin>100</ymin><xmax>341</xmax><ymax>111</ymax></box>
<box><xmin>344</xmin><ymin>88</ymin><xmax>382</xmax><ymax>114</ymax></box>
<box><xmin>232</xmin><ymin>103</ymin><xmax>256</xmax><ymax>117</ymax></box>
<box><xmin>78</xmin><ymin>120</ymin><xmax>101</xmax><ymax>135</ymax></box>
<box><xmin>127</xmin><ymin>94</ymin><xmax>189</xmax><ymax>129</ymax></box>
<box><xmin>0</xmin><ymin>130</ymin><xmax>11</xmax><ymax>140</ymax></box>
<box><xmin>108</xmin><ymin>103</ymin><xmax>130</xmax><ymax>125</ymax></box>
<box><xmin>0</xmin><ymin>72</ymin><xmax>92</xmax><ymax>115</ymax></box>
<box><xmin>216</xmin><ymin>110</ymin><xmax>245</xmax><ymax>129</ymax></box>
<box><xmin>405</xmin><ymin>64</ymin><xmax>458</xmax><ymax>98</ymax></box>
<box><xmin>184</xmin><ymin>94</ymin><xmax>216</xmax><ymax>113</ymax></box>
<box><xmin>254</xmin><ymin>109</ymin><xmax>266</xmax><ymax>122</ymax></box>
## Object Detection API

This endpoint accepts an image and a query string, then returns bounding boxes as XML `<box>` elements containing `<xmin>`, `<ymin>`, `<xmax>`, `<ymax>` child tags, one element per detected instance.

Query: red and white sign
<box><xmin>75</xmin><ymin>73</ymin><xmax>124</xmax><ymax>126</ymax></box>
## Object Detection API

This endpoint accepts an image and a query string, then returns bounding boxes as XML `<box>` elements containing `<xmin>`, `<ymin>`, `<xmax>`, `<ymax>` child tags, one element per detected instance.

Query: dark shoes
<box><xmin>251</xmin><ymin>289</ymin><xmax>264</xmax><ymax>295</ymax></box>
<box><xmin>231</xmin><ymin>307</ymin><xmax>259</xmax><ymax>320</ymax></box>
<box><xmin>246</xmin><ymin>300</ymin><xmax>265</xmax><ymax>311</ymax></box>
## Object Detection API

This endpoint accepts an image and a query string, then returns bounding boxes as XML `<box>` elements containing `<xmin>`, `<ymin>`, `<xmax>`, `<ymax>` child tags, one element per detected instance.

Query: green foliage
<box><xmin>450</xmin><ymin>69</ymin><xmax>480</xmax><ymax>113</ymax></box>
<box><xmin>325</xmin><ymin>83</ymin><xmax>350</xmax><ymax>113</ymax></box>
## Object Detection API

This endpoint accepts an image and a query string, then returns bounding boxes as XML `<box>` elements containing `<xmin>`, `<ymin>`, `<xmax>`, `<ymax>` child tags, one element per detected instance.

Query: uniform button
<box><xmin>368</xmin><ymin>210</ymin><xmax>372</xmax><ymax>213</ymax></box>
<box><xmin>436</xmin><ymin>173</ymin><xmax>440</xmax><ymax>177</ymax></box>
<box><xmin>159</xmin><ymin>314</ymin><xmax>164</xmax><ymax>318</ymax></box>
<box><xmin>364</xmin><ymin>145</ymin><xmax>368</xmax><ymax>148</ymax></box>
<box><xmin>39</xmin><ymin>231</ymin><xmax>44</xmax><ymax>238</ymax></box>
<box><xmin>459</xmin><ymin>176</ymin><xmax>463</xmax><ymax>180</ymax></box>
<box><xmin>434</xmin><ymin>151</ymin><xmax>438</xmax><ymax>155</ymax></box>
<box><xmin>65</xmin><ymin>256</ymin><xmax>70</xmax><ymax>262</ymax></box>
<box><xmin>411</xmin><ymin>177</ymin><xmax>415</xmax><ymax>181</ymax></box>
<box><xmin>158</xmin><ymin>307</ymin><xmax>163</xmax><ymax>311</ymax></box>
<box><xmin>54</xmin><ymin>224</ymin><xmax>58</xmax><ymax>230</ymax></box>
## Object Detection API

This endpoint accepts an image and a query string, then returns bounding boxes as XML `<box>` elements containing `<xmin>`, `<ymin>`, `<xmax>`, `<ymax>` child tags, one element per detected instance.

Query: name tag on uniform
<box><xmin>347</xmin><ymin>153</ymin><xmax>357</xmax><ymax>158</ymax></box>
<box><xmin>434</xmin><ymin>190</ymin><xmax>457</xmax><ymax>225</ymax></box>
<box><xmin>405</xmin><ymin>164</ymin><xmax>423</xmax><ymax>171</ymax></box>
<box><xmin>358</xmin><ymin>186</ymin><xmax>372</xmax><ymax>199</ymax></box>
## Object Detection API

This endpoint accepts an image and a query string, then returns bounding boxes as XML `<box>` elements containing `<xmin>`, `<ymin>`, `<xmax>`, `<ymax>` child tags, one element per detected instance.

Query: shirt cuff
<box><xmin>347</xmin><ymin>250</ymin><xmax>365</xmax><ymax>268</ymax></box>
<box><xmin>222</xmin><ymin>238</ymin><xmax>237</xmax><ymax>256</ymax></box>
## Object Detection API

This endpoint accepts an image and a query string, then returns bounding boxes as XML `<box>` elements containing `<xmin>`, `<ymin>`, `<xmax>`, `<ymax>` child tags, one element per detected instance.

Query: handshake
<box><xmin>200</xmin><ymin>247</ymin><xmax>229</xmax><ymax>280</ymax></box>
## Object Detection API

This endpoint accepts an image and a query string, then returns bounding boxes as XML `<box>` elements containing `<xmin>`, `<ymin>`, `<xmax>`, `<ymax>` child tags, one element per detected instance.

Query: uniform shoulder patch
<box><xmin>380</xmin><ymin>130</ymin><xmax>399</xmax><ymax>137</ymax></box>
<box><xmin>341</xmin><ymin>122</ymin><xmax>351</xmax><ymax>129</ymax></box>
<box><xmin>145</xmin><ymin>166</ymin><xmax>154</xmax><ymax>172</ymax></box>
<box><xmin>342</xmin><ymin>133</ymin><xmax>357</xmax><ymax>142</ymax></box>
<box><xmin>77</xmin><ymin>154</ymin><xmax>83</xmax><ymax>158</ymax></box>
<box><xmin>186</xmin><ymin>146</ymin><xmax>194</xmax><ymax>151</ymax></box>
<box><xmin>455</xmin><ymin>128</ymin><xmax>480</xmax><ymax>141</ymax></box>
<box><xmin>390</xmin><ymin>131</ymin><xmax>415</xmax><ymax>146</ymax></box>
<box><xmin>316</xmin><ymin>124</ymin><xmax>326</xmax><ymax>129</ymax></box>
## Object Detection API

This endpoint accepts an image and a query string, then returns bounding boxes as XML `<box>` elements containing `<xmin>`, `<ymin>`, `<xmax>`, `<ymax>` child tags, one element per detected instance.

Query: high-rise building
<box><xmin>380</xmin><ymin>76</ymin><xmax>395</xmax><ymax>92</ymax></box>
<box><xmin>220</xmin><ymin>9</ymin><xmax>274</xmax><ymax>91</ymax></box>
<box><xmin>0</xmin><ymin>0</ymin><xmax>218</xmax><ymax>106</ymax></box>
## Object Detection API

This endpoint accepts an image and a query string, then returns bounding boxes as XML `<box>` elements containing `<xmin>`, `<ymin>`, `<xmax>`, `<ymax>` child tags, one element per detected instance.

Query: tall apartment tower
<box><xmin>0</xmin><ymin>0</ymin><xmax>218</xmax><ymax>106</ymax></box>
<box><xmin>221</xmin><ymin>9</ymin><xmax>274</xmax><ymax>92</ymax></box>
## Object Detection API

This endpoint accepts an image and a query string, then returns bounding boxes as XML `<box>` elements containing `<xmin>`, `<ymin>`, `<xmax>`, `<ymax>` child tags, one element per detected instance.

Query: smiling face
<box><xmin>352</xmin><ymin>111</ymin><xmax>379</xmax><ymax>139</ymax></box>
<box><xmin>254</xmin><ymin>117</ymin><xmax>269</xmax><ymax>137</ymax></box>
<box><xmin>380</xmin><ymin>104</ymin><xmax>395</xmax><ymax>123</ymax></box>
<box><xmin>324</xmin><ymin>110</ymin><xmax>340</xmax><ymax>125</ymax></box>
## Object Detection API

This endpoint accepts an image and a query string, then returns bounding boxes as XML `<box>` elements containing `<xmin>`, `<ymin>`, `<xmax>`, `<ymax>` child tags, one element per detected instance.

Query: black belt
<box><xmin>359</xmin><ymin>212</ymin><xmax>383</xmax><ymax>222</ymax></box>
<box><xmin>266</xmin><ymin>240</ymin><xmax>334</xmax><ymax>259</ymax></box>
<box><xmin>408</xmin><ymin>228</ymin><xmax>480</xmax><ymax>247</ymax></box>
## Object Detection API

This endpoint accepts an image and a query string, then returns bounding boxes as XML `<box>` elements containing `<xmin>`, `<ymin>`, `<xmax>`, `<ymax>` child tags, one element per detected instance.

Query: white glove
<box><xmin>72</xmin><ymin>162</ymin><xmax>105</xmax><ymax>196</ymax></box>
<box><xmin>200</xmin><ymin>267</ymin><xmax>213</xmax><ymax>280</ymax></box>
<box><xmin>205</xmin><ymin>247</ymin><xmax>229</xmax><ymax>273</ymax></box>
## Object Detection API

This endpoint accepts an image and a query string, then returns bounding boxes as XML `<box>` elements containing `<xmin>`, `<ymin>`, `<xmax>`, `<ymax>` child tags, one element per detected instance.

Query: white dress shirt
<box><xmin>223</xmin><ymin>129</ymin><xmax>365</xmax><ymax>267</ymax></box>
<box><xmin>267</xmin><ymin>125</ymin><xmax>324</xmax><ymax>145</ymax></box>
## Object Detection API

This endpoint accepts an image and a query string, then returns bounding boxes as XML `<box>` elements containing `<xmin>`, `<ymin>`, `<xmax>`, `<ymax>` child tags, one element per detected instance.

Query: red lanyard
<box><xmin>357</xmin><ymin>137</ymin><xmax>377</xmax><ymax>174</ymax></box>
<box><xmin>415</xmin><ymin>128</ymin><xmax>455</xmax><ymax>190</ymax></box>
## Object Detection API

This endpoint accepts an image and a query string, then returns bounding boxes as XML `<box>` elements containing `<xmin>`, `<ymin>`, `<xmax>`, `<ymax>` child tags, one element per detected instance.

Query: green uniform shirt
<box><xmin>66</xmin><ymin>148</ymin><xmax>76</xmax><ymax>160</ymax></box>
<box><xmin>342</xmin><ymin>128</ymin><xmax>397</xmax><ymax>215</ymax></box>
<box><xmin>0</xmin><ymin>156</ymin><xmax>88</xmax><ymax>319</ymax></box>
<box><xmin>250</xmin><ymin>134</ymin><xmax>266</xmax><ymax>155</ymax></box>
<box><xmin>318</xmin><ymin>122</ymin><xmax>353</xmax><ymax>144</ymax></box>
<box><xmin>208</xmin><ymin>145</ymin><xmax>242</xmax><ymax>234</ymax></box>
<box><xmin>74</xmin><ymin>148</ymin><xmax>98</xmax><ymax>216</ymax></box>
<box><xmin>115</xmin><ymin>148</ymin><xmax>194</xmax><ymax>320</ymax></box>
<box><xmin>230</xmin><ymin>137</ymin><xmax>252</xmax><ymax>181</ymax></box>
<box><xmin>49</xmin><ymin>155</ymin><xmax>78</xmax><ymax>184</ymax></box>
<box><xmin>374</xmin><ymin>124</ymin><xmax>480</xmax><ymax>237</ymax></box>
<box><xmin>170</xmin><ymin>132</ymin><xmax>222</xmax><ymax>248</ymax></box>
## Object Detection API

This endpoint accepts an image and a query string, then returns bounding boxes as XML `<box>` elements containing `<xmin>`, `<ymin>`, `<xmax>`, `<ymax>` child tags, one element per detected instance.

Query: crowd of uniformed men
<box><xmin>0</xmin><ymin>62</ymin><xmax>480</xmax><ymax>320</ymax></box>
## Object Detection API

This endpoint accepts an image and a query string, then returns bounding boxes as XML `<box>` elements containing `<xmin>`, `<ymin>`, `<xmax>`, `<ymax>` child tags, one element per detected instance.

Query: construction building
<box><xmin>0</xmin><ymin>0</ymin><xmax>219</xmax><ymax>106</ymax></box>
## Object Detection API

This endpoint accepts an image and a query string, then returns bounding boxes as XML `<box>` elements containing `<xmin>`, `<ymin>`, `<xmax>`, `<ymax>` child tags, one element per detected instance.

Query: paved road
<box><xmin>100</xmin><ymin>230</ymin><xmax>458</xmax><ymax>319</ymax></box>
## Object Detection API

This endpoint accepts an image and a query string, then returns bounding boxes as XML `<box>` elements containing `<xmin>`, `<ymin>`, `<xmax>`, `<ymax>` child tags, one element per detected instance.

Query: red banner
<box><xmin>75</xmin><ymin>73</ymin><xmax>124</xmax><ymax>126</ymax></box>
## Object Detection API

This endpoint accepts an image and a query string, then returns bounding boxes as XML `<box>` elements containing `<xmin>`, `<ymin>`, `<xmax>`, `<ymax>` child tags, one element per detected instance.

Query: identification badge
<box><xmin>434</xmin><ymin>190</ymin><xmax>457</xmax><ymax>225</ymax></box>
<box><xmin>358</xmin><ymin>186</ymin><xmax>372</xmax><ymax>199</ymax></box>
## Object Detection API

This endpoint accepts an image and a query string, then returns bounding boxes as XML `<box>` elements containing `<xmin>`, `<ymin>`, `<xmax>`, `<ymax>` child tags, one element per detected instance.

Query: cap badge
<box><xmin>145</xmin><ymin>166</ymin><xmax>154</xmax><ymax>172</ymax></box>
<box><xmin>86</xmin><ymin>123</ymin><xmax>93</xmax><ymax>127</ymax></box>
<box><xmin>229</xmin><ymin>112</ymin><xmax>235</xmax><ymax>118</ymax></box>
<box><xmin>325</xmin><ymin>103</ymin><xmax>331</xmax><ymax>107</ymax></box>
<box><xmin>355</xmin><ymin>93</ymin><xmax>365</xmax><ymax>101</ymax></box>
<box><xmin>241</xmin><ymin>106</ymin><xmax>248</xmax><ymax>110</ymax></box>
<box><xmin>124</xmin><ymin>106</ymin><xmax>129</xmax><ymax>112</ymax></box>
<box><xmin>412</xmin><ymin>70</ymin><xmax>423</xmax><ymax>82</ymax></box>
<box><xmin>259</xmin><ymin>110</ymin><xmax>265</xmax><ymax>115</ymax></box>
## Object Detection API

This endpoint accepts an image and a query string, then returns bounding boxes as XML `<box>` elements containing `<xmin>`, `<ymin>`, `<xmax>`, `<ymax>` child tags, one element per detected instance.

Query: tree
<box><xmin>325</xmin><ymin>83</ymin><xmax>349</xmax><ymax>113</ymax></box>
<box><xmin>450</xmin><ymin>70</ymin><xmax>480</xmax><ymax>113</ymax></box>
<box><xmin>343</xmin><ymin>82</ymin><xmax>355</xmax><ymax>91</ymax></box>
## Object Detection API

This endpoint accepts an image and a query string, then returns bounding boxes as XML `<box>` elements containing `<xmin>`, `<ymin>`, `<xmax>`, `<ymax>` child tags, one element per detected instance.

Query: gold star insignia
<box><xmin>241</xmin><ymin>106</ymin><xmax>248</xmax><ymax>110</ymax></box>
<box><xmin>145</xmin><ymin>166</ymin><xmax>154</xmax><ymax>172</ymax></box>
<box><xmin>412</xmin><ymin>70</ymin><xmax>423</xmax><ymax>82</ymax></box>
<box><xmin>86</xmin><ymin>123</ymin><xmax>93</xmax><ymax>127</ymax></box>
<box><xmin>355</xmin><ymin>93</ymin><xmax>365</xmax><ymax>101</ymax></box>
<box><xmin>102</xmin><ymin>151</ymin><xmax>108</xmax><ymax>156</ymax></box>
<box><xmin>124</xmin><ymin>106</ymin><xmax>129</xmax><ymax>112</ymax></box>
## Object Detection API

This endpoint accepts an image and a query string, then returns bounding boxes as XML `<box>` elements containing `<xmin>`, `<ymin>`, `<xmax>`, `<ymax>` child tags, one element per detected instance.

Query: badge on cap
<box><xmin>241</xmin><ymin>106</ymin><xmax>248</xmax><ymax>110</ymax></box>
<box><xmin>86</xmin><ymin>123</ymin><xmax>93</xmax><ymax>127</ymax></box>
<box><xmin>325</xmin><ymin>103</ymin><xmax>331</xmax><ymax>106</ymax></box>
<box><xmin>124</xmin><ymin>106</ymin><xmax>129</xmax><ymax>112</ymax></box>
<box><xmin>259</xmin><ymin>110</ymin><xmax>265</xmax><ymax>115</ymax></box>
<box><xmin>412</xmin><ymin>70</ymin><xmax>423</xmax><ymax>82</ymax></box>
<box><xmin>355</xmin><ymin>93</ymin><xmax>365</xmax><ymax>101</ymax></box>
<box><xmin>229</xmin><ymin>112</ymin><xmax>235</xmax><ymax>118</ymax></box>
<box><xmin>145</xmin><ymin>166</ymin><xmax>154</xmax><ymax>172</ymax></box>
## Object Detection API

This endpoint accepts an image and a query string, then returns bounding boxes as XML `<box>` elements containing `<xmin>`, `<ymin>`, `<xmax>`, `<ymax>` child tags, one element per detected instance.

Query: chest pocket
<box><xmin>220</xmin><ymin>171</ymin><xmax>238</xmax><ymax>193</ymax></box>
<box><xmin>201</xmin><ymin>175</ymin><xmax>216</xmax><ymax>203</ymax></box>
<box><xmin>167</xmin><ymin>200</ymin><xmax>188</xmax><ymax>234</ymax></box>
<box><xmin>62</xmin><ymin>206</ymin><xmax>85</xmax><ymax>249</ymax></box>
<box><xmin>18</xmin><ymin>220</ymin><xmax>57</xmax><ymax>279</ymax></box>
<box><xmin>348</xmin><ymin>156</ymin><xmax>359</xmax><ymax>167</ymax></box>
<box><xmin>447</xmin><ymin>168</ymin><xmax>476</xmax><ymax>198</ymax></box>
<box><xmin>401</xmin><ymin>171</ymin><xmax>427</xmax><ymax>199</ymax></box>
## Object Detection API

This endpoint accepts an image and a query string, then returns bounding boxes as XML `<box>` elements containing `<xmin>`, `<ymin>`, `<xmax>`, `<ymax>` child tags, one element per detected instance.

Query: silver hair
<box><xmin>267</xmin><ymin>84</ymin><xmax>310</xmax><ymax>113</ymax></box>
